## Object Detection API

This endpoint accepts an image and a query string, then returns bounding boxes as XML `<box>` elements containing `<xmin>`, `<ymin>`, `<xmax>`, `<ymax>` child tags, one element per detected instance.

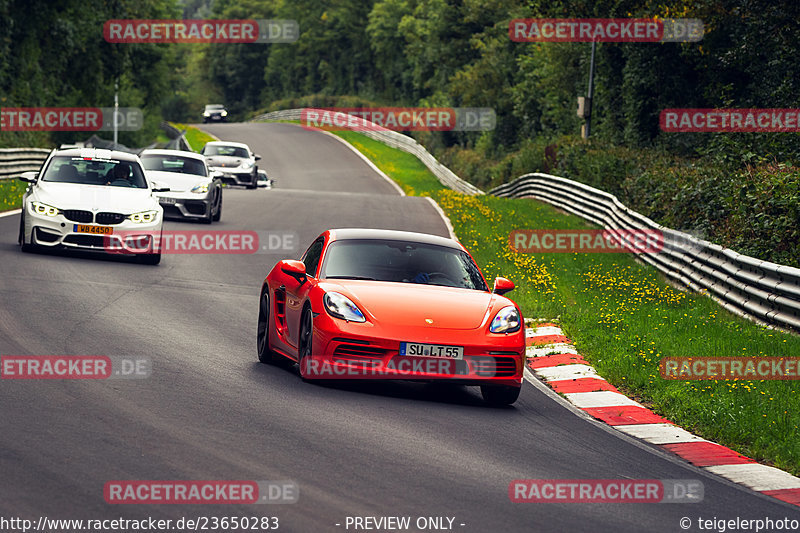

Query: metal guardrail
<box><xmin>1</xmin><ymin>123</ymin><xmax>196</xmax><ymax>182</ymax></box>
<box><xmin>251</xmin><ymin>109</ymin><xmax>484</xmax><ymax>196</ymax></box>
<box><xmin>490</xmin><ymin>173</ymin><xmax>800</xmax><ymax>332</ymax></box>
<box><xmin>0</xmin><ymin>148</ymin><xmax>51</xmax><ymax>180</ymax></box>
<box><xmin>160</xmin><ymin>122</ymin><xmax>193</xmax><ymax>152</ymax></box>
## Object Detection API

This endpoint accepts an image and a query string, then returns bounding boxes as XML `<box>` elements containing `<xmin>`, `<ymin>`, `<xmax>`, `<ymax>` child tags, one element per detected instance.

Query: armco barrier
<box><xmin>160</xmin><ymin>122</ymin><xmax>192</xmax><ymax>152</ymax></box>
<box><xmin>251</xmin><ymin>109</ymin><xmax>483</xmax><ymax>196</ymax></box>
<box><xmin>490</xmin><ymin>173</ymin><xmax>800</xmax><ymax>333</ymax></box>
<box><xmin>0</xmin><ymin>148</ymin><xmax>50</xmax><ymax>180</ymax></box>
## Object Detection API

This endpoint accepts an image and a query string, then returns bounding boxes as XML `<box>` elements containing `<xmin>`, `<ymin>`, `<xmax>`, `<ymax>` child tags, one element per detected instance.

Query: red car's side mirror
<box><xmin>493</xmin><ymin>277</ymin><xmax>515</xmax><ymax>295</ymax></box>
<box><xmin>280</xmin><ymin>260</ymin><xmax>307</xmax><ymax>282</ymax></box>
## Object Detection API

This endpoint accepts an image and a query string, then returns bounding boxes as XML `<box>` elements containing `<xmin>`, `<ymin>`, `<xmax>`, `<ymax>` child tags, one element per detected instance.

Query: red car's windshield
<box><xmin>320</xmin><ymin>239</ymin><xmax>488</xmax><ymax>291</ymax></box>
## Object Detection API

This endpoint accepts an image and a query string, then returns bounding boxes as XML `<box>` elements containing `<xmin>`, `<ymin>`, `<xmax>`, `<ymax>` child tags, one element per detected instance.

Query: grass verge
<box><xmin>169</xmin><ymin>123</ymin><xmax>216</xmax><ymax>152</ymax></box>
<box><xmin>331</xmin><ymin>129</ymin><xmax>800</xmax><ymax>475</ymax></box>
<box><xmin>0</xmin><ymin>178</ymin><xmax>27</xmax><ymax>213</ymax></box>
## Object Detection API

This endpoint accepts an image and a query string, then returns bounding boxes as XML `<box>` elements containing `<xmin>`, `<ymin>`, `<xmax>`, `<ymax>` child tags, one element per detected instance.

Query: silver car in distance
<box><xmin>140</xmin><ymin>149</ymin><xmax>223</xmax><ymax>224</ymax></box>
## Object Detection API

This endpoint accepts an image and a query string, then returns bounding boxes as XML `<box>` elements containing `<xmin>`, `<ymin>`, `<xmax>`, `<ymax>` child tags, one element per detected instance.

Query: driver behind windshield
<box><xmin>105</xmin><ymin>163</ymin><xmax>145</xmax><ymax>188</ymax></box>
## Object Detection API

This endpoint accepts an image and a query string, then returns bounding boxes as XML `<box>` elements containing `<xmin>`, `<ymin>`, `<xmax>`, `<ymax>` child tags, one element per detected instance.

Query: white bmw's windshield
<box><xmin>41</xmin><ymin>156</ymin><xmax>148</xmax><ymax>189</ymax></box>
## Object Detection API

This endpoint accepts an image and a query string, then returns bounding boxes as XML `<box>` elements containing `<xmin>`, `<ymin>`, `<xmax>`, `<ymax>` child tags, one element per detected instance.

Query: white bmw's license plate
<box><xmin>159</xmin><ymin>197</ymin><xmax>177</xmax><ymax>205</ymax></box>
<box><xmin>399</xmin><ymin>342</ymin><xmax>463</xmax><ymax>359</ymax></box>
<box><xmin>74</xmin><ymin>224</ymin><xmax>113</xmax><ymax>235</ymax></box>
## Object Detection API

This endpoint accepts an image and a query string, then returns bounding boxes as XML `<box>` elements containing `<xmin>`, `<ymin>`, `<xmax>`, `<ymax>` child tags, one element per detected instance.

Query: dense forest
<box><xmin>199</xmin><ymin>0</ymin><xmax>800</xmax><ymax>163</ymax></box>
<box><xmin>1</xmin><ymin>0</ymin><xmax>798</xmax><ymax>264</ymax></box>
<box><xmin>4</xmin><ymin>0</ymin><xmax>798</xmax><ymax>159</ymax></box>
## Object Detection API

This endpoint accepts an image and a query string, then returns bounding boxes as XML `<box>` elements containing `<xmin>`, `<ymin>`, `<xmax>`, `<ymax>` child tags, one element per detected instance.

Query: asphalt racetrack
<box><xmin>0</xmin><ymin>122</ymin><xmax>797</xmax><ymax>532</ymax></box>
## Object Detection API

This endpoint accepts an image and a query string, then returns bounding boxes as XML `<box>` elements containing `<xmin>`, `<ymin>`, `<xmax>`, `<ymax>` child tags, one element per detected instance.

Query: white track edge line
<box><xmin>0</xmin><ymin>208</ymin><xmax>21</xmax><ymax>218</ymax></box>
<box><xmin>193</xmin><ymin>124</ymin><xmax>221</xmax><ymax>141</ymax></box>
<box><xmin>424</xmin><ymin>196</ymin><xmax>457</xmax><ymax>241</ymax></box>
<box><xmin>268</xmin><ymin>122</ymin><xmax>460</xmax><ymax>241</ymax></box>
<box><xmin>302</xmin><ymin>125</ymin><xmax>406</xmax><ymax>197</ymax></box>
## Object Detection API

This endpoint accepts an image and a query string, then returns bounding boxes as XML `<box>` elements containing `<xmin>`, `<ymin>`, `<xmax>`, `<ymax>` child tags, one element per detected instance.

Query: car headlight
<box><xmin>191</xmin><ymin>183</ymin><xmax>209</xmax><ymax>194</ymax></box>
<box><xmin>489</xmin><ymin>306</ymin><xmax>521</xmax><ymax>333</ymax></box>
<box><xmin>31</xmin><ymin>201</ymin><xmax>60</xmax><ymax>217</ymax></box>
<box><xmin>128</xmin><ymin>210</ymin><xmax>159</xmax><ymax>224</ymax></box>
<box><xmin>323</xmin><ymin>292</ymin><xmax>366</xmax><ymax>323</ymax></box>
<box><xmin>241</xmin><ymin>160</ymin><xmax>254</xmax><ymax>170</ymax></box>
<box><xmin>203</xmin><ymin>111</ymin><xmax>210</xmax><ymax>116</ymax></box>
<box><xmin>221</xmin><ymin>110</ymin><xmax>228</xmax><ymax>116</ymax></box>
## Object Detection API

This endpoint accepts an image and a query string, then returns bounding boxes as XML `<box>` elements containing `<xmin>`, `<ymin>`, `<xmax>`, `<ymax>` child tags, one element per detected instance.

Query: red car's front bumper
<box><xmin>301</xmin><ymin>314</ymin><xmax>525</xmax><ymax>387</ymax></box>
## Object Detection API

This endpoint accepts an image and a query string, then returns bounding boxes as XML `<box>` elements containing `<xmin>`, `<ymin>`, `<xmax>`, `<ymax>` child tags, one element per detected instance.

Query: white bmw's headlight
<box><xmin>128</xmin><ymin>210</ymin><xmax>159</xmax><ymax>224</ymax></box>
<box><xmin>203</xmin><ymin>111</ymin><xmax>210</xmax><ymax>116</ymax></box>
<box><xmin>324</xmin><ymin>292</ymin><xmax>366</xmax><ymax>323</ymax></box>
<box><xmin>191</xmin><ymin>183</ymin><xmax>209</xmax><ymax>194</ymax></box>
<box><xmin>241</xmin><ymin>160</ymin><xmax>254</xmax><ymax>169</ymax></box>
<box><xmin>489</xmin><ymin>306</ymin><xmax>521</xmax><ymax>333</ymax></box>
<box><xmin>221</xmin><ymin>110</ymin><xmax>228</xmax><ymax>116</ymax></box>
<box><xmin>31</xmin><ymin>201</ymin><xmax>60</xmax><ymax>217</ymax></box>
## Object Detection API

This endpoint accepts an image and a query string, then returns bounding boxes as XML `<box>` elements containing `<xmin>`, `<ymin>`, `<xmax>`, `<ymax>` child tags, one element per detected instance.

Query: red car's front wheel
<box><xmin>257</xmin><ymin>288</ymin><xmax>276</xmax><ymax>364</ymax></box>
<box><xmin>298</xmin><ymin>306</ymin><xmax>314</xmax><ymax>380</ymax></box>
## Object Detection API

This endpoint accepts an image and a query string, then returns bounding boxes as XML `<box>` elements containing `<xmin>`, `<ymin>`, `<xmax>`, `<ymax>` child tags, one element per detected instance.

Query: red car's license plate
<box><xmin>399</xmin><ymin>342</ymin><xmax>463</xmax><ymax>359</ymax></box>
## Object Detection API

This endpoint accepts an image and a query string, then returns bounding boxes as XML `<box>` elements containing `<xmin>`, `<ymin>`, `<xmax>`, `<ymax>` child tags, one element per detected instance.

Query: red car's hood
<box><xmin>320</xmin><ymin>281</ymin><xmax>495</xmax><ymax>330</ymax></box>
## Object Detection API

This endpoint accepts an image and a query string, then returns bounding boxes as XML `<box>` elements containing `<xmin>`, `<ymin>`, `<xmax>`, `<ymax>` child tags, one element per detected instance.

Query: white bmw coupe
<box><xmin>18</xmin><ymin>148</ymin><xmax>166</xmax><ymax>264</ymax></box>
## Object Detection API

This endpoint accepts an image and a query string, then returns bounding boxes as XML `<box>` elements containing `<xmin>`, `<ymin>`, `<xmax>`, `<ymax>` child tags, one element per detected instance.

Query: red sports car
<box><xmin>256</xmin><ymin>228</ymin><xmax>525</xmax><ymax>405</ymax></box>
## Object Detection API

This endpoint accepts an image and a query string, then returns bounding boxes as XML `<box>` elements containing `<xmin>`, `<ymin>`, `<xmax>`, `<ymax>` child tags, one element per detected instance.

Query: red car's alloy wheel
<box><xmin>257</xmin><ymin>288</ymin><xmax>275</xmax><ymax>364</ymax></box>
<box><xmin>298</xmin><ymin>307</ymin><xmax>313</xmax><ymax>379</ymax></box>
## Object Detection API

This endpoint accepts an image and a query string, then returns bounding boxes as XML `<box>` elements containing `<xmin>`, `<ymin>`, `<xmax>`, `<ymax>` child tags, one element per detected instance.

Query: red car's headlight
<box><xmin>323</xmin><ymin>292</ymin><xmax>366</xmax><ymax>323</ymax></box>
<box><xmin>490</xmin><ymin>306</ymin><xmax>521</xmax><ymax>333</ymax></box>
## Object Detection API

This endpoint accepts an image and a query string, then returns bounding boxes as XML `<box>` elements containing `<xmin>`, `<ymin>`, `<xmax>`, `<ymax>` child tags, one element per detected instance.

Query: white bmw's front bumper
<box><xmin>23</xmin><ymin>203</ymin><xmax>162</xmax><ymax>253</ymax></box>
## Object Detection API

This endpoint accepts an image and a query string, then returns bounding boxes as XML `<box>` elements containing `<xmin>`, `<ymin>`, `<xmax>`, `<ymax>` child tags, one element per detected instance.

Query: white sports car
<box><xmin>140</xmin><ymin>149</ymin><xmax>223</xmax><ymax>224</ymax></box>
<box><xmin>18</xmin><ymin>148</ymin><xmax>165</xmax><ymax>265</ymax></box>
